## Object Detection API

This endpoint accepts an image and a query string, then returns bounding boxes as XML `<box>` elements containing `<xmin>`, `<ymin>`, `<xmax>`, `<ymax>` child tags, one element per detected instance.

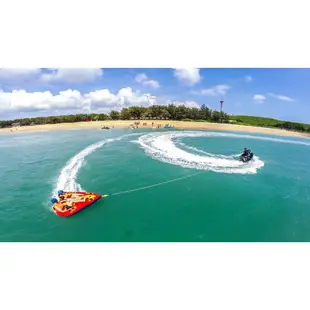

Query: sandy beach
<box><xmin>1</xmin><ymin>120</ymin><xmax>310</xmax><ymax>138</ymax></box>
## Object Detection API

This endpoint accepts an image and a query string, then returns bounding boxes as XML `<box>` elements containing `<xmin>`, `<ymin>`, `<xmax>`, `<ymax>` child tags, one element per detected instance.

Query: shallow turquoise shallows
<box><xmin>1</xmin><ymin>127</ymin><xmax>310</xmax><ymax>242</ymax></box>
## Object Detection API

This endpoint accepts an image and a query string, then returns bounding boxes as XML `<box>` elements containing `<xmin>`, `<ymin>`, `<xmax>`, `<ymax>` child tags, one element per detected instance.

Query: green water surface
<box><xmin>1</xmin><ymin>128</ymin><xmax>309</xmax><ymax>241</ymax></box>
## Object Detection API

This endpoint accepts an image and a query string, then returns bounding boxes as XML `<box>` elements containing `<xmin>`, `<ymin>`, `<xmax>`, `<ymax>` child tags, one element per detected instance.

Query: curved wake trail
<box><xmin>178</xmin><ymin>142</ymin><xmax>236</xmax><ymax>159</ymax></box>
<box><xmin>53</xmin><ymin>133</ymin><xmax>142</xmax><ymax>197</ymax></box>
<box><xmin>137</xmin><ymin>131</ymin><xmax>310</xmax><ymax>174</ymax></box>
<box><xmin>55</xmin><ymin>138</ymin><xmax>118</xmax><ymax>195</ymax></box>
<box><xmin>138</xmin><ymin>131</ymin><xmax>266</xmax><ymax>174</ymax></box>
<box><xmin>53</xmin><ymin>130</ymin><xmax>310</xmax><ymax>198</ymax></box>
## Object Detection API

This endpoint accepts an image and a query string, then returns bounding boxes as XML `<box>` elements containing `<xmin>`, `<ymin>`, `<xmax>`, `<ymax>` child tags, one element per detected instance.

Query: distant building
<box><xmin>11</xmin><ymin>122</ymin><xmax>20</xmax><ymax>127</ymax></box>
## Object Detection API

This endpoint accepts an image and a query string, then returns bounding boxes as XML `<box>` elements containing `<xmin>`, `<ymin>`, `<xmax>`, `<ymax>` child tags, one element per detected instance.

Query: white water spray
<box><xmin>54</xmin><ymin>130</ymin><xmax>310</xmax><ymax>197</ymax></box>
<box><xmin>55</xmin><ymin>138</ymin><xmax>119</xmax><ymax>194</ymax></box>
<box><xmin>138</xmin><ymin>131</ymin><xmax>265</xmax><ymax>174</ymax></box>
<box><xmin>53</xmin><ymin>133</ymin><xmax>142</xmax><ymax>197</ymax></box>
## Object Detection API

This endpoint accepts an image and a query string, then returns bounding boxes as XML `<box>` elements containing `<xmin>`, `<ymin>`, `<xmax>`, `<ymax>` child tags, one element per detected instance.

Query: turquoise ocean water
<box><xmin>1</xmin><ymin>127</ymin><xmax>310</xmax><ymax>242</ymax></box>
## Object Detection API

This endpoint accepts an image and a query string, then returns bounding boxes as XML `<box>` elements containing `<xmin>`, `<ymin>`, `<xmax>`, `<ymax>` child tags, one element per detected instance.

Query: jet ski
<box><xmin>240</xmin><ymin>148</ymin><xmax>253</xmax><ymax>163</ymax></box>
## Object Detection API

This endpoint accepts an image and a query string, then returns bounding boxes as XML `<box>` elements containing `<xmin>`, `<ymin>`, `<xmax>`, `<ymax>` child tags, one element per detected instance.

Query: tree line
<box><xmin>0</xmin><ymin>104</ymin><xmax>229</xmax><ymax>128</ymax></box>
<box><xmin>1</xmin><ymin>104</ymin><xmax>309</xmax><ymax>133</ymax></box>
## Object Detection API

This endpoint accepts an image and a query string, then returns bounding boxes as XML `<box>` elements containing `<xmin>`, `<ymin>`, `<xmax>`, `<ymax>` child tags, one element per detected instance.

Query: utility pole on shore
<box><xmin>220</xmin><ymin>96</ymin><xmax>224</xmax><ymax>122</ymax></box>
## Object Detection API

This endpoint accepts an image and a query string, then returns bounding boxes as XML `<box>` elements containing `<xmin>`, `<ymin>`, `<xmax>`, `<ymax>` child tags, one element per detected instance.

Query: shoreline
<box><xmin>1</xmin><ymin>120</ymin><xmax>310</xmax><ymax>139</ymax></box>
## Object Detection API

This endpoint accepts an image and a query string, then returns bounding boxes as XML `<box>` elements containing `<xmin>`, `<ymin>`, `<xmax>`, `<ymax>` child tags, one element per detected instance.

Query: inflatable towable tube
<box><xmin>51</xmin><ymin>191</ymin><xmax>104</xmax><ymax>217</ymax></box>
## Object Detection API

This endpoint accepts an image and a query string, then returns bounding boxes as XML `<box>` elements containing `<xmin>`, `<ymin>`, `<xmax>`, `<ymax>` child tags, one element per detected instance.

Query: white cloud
<box><xmin>135</xmin><ymin>73</ymin><xmax>160</xmax><ymax>89</ymax></box>
<box><xmin>268</xmin><ymin>93</ymin><xmax>295</xmax><ymax>102</ymax></box>
<box><xmin>135</xmin><ymin>73</ymin><xmax>147</xmax><ymax>83</ymax></box>
<box><xmin>41</xmin><ymin>68</ymin><xmax>103</xmax><ymax>83</ymax></box>
<box><xmin>179</xmin><ymin>101</ymin><xmax>200</xmax><ymax>109</ymax></box>
<box><xmin>166</xmin><ymin>100</ymin><xmax>200</xmax><ymax>109</ymax></box>
<box><xmin>0</xmin><ymin>87</ymin><xmax>157</xmax><ymax>116</ymax></box>
<box><xmin>0</xmin><ymin>88</ymin><xmax>202</xmax><ymax>118</ymax></box>
<box><xmin>0</xmin><ymin>89</ymin><xmax>85</xmax><ymax>113</ymax></box>
<box><xmin>0</xmin><ymin>68</ymin><xmax>103</xmax><ymax>85</ymax></box>
<box><xmin>252</xmin><ymin>93</ymin><xmax>295</xmax><ymax>104</ymax></box>
<box><xmin>253</xmin><ymin>94</ymin><xmax>266</xmax><ymax>103</ymax></box>
<box><xmin>0</xmin><ymin>68</ymin><xmax>41</xmax><ymax>80</ymax></box>
<box><xmin>194</xmin><ymin>84</ymin><xmax>231</xmax><ymax>96</ymax></box>
<box><xmin>245</xmin><ymin>75</ymin><xmax>253</xmax><ymax>82</ymax></box>
<box><xmin>173</xmin><ymin>68</ymin><xmax>201</xmax><ymax>86</ymax></box>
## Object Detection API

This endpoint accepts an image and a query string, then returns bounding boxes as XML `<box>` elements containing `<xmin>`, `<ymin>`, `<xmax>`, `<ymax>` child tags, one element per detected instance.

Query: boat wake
<box><xmin>138</xmin><ymin>131</ymin><xmax>265</xmax><ymax>174</ymax></box>
<box><xmin>55</xmin><ymin>138</ymin><xmax>118</xmax><ymax>195</ymax></box>
<box><xmin>54</xmin><ymin>130</ymin><xmax>310</xmax><ymax>196</ymax></box>
<box><xmin>53</xmin><ymin>133</ymin><xmax>142</xmax><ymax>197</ymax></box>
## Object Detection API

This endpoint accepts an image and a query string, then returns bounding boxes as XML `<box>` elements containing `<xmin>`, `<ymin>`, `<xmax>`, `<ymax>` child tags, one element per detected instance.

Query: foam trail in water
<box><xmin>54</xmin><ymin>129</ymin><xmax>310</xmax><ymax>197</ymax></box>
<box><xmin>138</xmin><ymin>131</ymin><xmax>310</xmax><ymax>174</ymax></box>
<box><xmin>138</xmin><ymin>131</ymin><xmax>266</xmax><ymax>174</ymax></box>
<box><xmin>54</xmin><ymin>133</ymin><xmax>143</xmax><ymax>197</ymax></box>
<box><xmin>55</xmin><ymin>138</ymin><xmax>118</xmax><ymax>194</ymax></box>
<box><xmin>177</xmin><ymin>131</ymin><xmax>310</xmax><ymax>146</ymax></box>
<box><xmin>178</xmin><ymin>142</ymin><xmax>235</xmax><ymax>159</ymax></box>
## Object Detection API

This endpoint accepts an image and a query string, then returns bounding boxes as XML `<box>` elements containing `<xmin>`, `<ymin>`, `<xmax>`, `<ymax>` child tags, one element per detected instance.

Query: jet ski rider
<box><xmin>242</xmin><ymin>148</ymin><xmax>251</xmax><ymax>157</ymax></box>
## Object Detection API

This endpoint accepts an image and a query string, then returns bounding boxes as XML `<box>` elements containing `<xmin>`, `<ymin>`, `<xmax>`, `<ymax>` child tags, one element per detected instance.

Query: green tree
<box><xmin>110</xmin><ymin>110</ymin><xmax>120</xmax><ymax>120</ymax></box>
<box><xmin>120</xmin><ymin>108</ymin><xmax>131</xmax><ymax>120</ymax></box>
<box><xmin>211</xmin><ymin>111</ymin><xmax>221</xmax><ymax>122</ymax></box>
<box><xmin>1</xmin><ymin>104</ymin><xmax>309</xmax><ymax>133</ymax></box>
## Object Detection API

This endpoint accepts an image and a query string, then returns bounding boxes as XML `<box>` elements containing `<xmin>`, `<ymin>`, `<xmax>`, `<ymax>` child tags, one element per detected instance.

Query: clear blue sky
<box><xmin>0</xmin><ymin>68</ymin><xmax>309</xmax><ymax>123</ymax></box>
